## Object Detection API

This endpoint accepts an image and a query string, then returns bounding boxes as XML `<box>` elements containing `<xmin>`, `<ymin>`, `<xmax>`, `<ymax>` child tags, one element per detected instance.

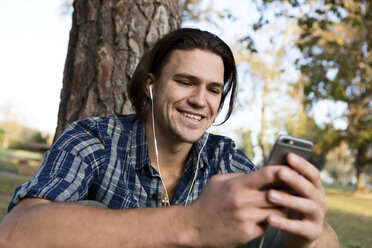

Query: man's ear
<box><xmin>145</xmin><ymin>73</ymin><xmax>156</xmax><ymax>98</ymax></box>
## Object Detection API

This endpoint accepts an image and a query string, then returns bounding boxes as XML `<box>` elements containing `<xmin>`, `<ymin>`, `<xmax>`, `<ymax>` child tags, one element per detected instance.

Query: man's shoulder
<box><xmin>205</xmin><ymin>132</ymin><xmax>236</xmax><ymax>149</ymax></box>
<box><xmin>54</xmin><ymin>114</ymin><xmax>140</xmax><ymax>149</ymax></box>
<box><xmin>204</xmin><ymin>132</ymin><xmax>256</xmax><ymax>172</ymax></box>
<box><xmin>67</xmin><ymin>114</ymin><xmax>138</xmax><ymax>134</ymax></box>
<box><xmin>75</xmin><ymin>113</ymin><xmax>137</xmax><ymax>127</ymax></box>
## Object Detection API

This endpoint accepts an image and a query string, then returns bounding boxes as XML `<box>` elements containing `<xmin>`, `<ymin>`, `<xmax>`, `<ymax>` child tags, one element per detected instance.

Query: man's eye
<box><xmin>209</xmin><ymin>88</ymin><xmax>221</xmax><ymax>95</ymax></box>
<box><xmin>177</xmin><ymin>80</ymin><xmax>190</xmax><ymax>86</ymax></box>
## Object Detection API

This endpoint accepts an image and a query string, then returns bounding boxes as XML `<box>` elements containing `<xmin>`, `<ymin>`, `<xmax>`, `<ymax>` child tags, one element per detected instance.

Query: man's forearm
<box><xmin>315</xmin><ymin>222</ymin><xmax>339</xmax><ymax>248</ymax></box>
<box><xmin>0</xmin><ymin>198</ymin><xmax>196</xmax><ymax>248</ymax></box>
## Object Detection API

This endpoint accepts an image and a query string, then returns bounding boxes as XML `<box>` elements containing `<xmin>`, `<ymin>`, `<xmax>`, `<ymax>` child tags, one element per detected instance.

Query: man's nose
<box><xmin>188</xmin><ymin>86</ymin><xmax>207</xmax><ymax>107</ymax></box>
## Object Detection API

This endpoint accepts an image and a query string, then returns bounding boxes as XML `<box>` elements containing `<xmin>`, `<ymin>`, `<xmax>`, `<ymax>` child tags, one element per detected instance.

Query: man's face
<box><xmin>148</xmin><ymin>49</ymin><xmax>224</xmax><ymax>144</ymax></box>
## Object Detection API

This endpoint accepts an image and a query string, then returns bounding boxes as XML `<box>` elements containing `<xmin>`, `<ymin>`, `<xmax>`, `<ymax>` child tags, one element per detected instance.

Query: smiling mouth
<box><xmin>181</xmin><ymin>111</ymin><xmax>202</xmax><ymax>121</ymax></box>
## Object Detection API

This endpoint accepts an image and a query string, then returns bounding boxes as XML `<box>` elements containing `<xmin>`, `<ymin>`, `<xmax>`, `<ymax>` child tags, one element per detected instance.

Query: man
<box><xmin>0</xmin><ymin>28</ymin><xmax>338</xmax><ymax>247</ymax></box>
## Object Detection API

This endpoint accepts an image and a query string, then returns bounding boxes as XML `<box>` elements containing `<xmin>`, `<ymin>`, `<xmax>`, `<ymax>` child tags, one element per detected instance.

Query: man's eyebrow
<box><xmin>173</xmin><ymin>73</ymin><xmax>224</xmax><ymax>87</ymax></box>
<box><xmin>173</xmin><ymin>73</ymin><xmax>198</xmax><ymax>80</ymax></box>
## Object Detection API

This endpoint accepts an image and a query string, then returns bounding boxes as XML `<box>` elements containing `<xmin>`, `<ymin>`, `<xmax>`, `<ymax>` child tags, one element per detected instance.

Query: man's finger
<box><xmin>286</xmin><ymin>153</ymin><xmax>323</xmax><ymax>190</ymax></box>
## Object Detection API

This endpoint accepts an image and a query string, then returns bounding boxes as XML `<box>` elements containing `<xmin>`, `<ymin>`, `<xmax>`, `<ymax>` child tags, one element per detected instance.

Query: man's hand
<box><xmin>186</xmin><ymin>169</ymin><xmax>288</xmax><ymax>247</ymax></box>
<box><xmin>265</xmin><ymin>153</ymin><xmax>332</xmax><ymax>248</ymax></box>
<box><xmin>186</xmin><ymin>153</ymin><xmax>337</xmax><ymax>248</ymax></box>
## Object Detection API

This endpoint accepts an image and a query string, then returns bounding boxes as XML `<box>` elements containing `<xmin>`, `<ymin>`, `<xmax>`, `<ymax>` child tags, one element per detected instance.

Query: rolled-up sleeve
<box><xmin>8</xmin><ymin>120</ymin><xmax>106</xmax><ymax>212</ymax></box>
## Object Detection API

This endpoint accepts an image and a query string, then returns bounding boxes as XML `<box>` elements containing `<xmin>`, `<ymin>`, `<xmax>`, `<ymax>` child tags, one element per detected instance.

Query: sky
<box><xmin>0</xmin><ymin>0</ymin><xmax>71</xmax><ymax>134</ymax></box>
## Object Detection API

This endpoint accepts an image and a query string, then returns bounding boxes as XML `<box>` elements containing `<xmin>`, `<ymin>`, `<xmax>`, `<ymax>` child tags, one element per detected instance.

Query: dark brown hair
<box><xmin>128</xmin><ymin>28</ymin><xmax>238</xmax><ymax>124</ymax></box>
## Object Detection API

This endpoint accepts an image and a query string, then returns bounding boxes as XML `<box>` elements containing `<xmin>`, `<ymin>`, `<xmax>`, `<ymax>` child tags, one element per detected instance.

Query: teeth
<box><xmin>182</xmin><ymin>112</ymin><xmax>202</xmax><ymax>121</ymax></box>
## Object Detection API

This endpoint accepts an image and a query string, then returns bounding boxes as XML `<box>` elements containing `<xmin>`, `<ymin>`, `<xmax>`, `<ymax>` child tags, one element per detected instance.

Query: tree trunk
<box><xmin>55</xmin><ymin>0</ymin><xmax>182</xmax><ymax>140</ymax></box>
<box><xmin>355</xmin><ymin>165</ymin><xmax>364</xmax><ymax>191</ymax></box>
<box><xmin>258</xmin><ymin>76</ymin><xmax>269</xmax><ymax>165</ymax></box>
<box><xmin>355</xmin><ymin>144</ymin><xmax>366</xmax><ymax>191</ymax></box>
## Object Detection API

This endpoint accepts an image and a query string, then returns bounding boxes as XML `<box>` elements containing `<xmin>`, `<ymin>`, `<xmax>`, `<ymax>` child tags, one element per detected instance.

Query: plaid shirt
<box><xmin>9</xmin><ymin>114</ymin><xmax>256</xmax><ymax>211</ymax></box>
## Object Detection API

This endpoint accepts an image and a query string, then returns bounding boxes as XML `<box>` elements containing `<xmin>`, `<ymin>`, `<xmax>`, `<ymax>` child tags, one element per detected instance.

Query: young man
<box><xmin>0</xmin><ymin>28</ymin><xmax>338</xmax><ymax>247</ymax></box>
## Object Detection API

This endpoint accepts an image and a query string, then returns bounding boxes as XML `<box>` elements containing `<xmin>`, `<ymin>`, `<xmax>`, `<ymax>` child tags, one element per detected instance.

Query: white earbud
<box><xmin>149</xmin><ymin>85</ymin><xmax>153</xmax><ymax>100</ymax></box>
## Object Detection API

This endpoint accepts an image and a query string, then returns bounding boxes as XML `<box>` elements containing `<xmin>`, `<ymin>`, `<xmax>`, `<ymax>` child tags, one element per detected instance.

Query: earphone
<box><xmin>149</xmin><ymin>85</ymin><xmax>153</xmax><ymax>100</ymax></box>
<box><xmin>149</xmin><ymin>84</ymin><xmax>169</xmax><ymax>205</ymax></box>
<box><xmin>148</xmin><ymin>83</ymin><xmax>208</xmax><ymax>206</ymax></box>
<box><xmin>184</xmin><ymin>132</ymin><xmax>209</xmax><ymax>204</ymax></box>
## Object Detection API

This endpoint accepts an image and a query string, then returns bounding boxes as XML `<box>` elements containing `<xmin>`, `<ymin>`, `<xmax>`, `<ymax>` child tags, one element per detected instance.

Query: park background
<box><xmin>0</xmin><ymin>0</ymin><xmax>371</xmax><ymax>247</ymax></box>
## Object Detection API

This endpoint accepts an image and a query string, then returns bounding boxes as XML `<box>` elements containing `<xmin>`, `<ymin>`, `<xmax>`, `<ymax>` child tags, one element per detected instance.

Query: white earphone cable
<box><xmin>185</xmin><ymin>132</ymin><xmax>209</xmax><ymax>204</ymax></box>
<box><xmin>150</xmin><ymin>86</ymin><xmax>170</xmax><ymax>206</ymax></box>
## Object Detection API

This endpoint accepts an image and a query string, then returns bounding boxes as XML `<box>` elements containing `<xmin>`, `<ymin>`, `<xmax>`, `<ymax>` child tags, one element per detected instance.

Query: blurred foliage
<box><xmin>326</xmin><ymin>142</ymin><xmax>355</xmax><ymax>185</ymax></box>
<box><xmin>0</xmin><ymin>121</ymin><xmax>51</xmax><ymax>151</ymax></box>
<box><xmin>239</xmin><ymin>129</ymin><xmax>255</xmax><ymax>161</ymax></box>
<box><xmin>182</xmin><ymin>0</ymin><xmax>235</xmax><ymax>26</ymax></box>
<box><xmin>255</xmin><ymin>0</ymin><xmax>372</xmax><ymax>190</ymax></box>
<box><xmin>285</xmin><ymin>111</ymin><xmax>342</xmax><ymax>170</ymax></box>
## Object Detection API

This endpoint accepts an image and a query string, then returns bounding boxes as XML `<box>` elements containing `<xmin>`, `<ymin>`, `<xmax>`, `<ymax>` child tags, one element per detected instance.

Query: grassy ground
<box><xmin>325</xmin><ymin>188</ymin><xmax>372</xmax><ymax>248</ymax></box>
<box><xmin>0</xmin><ymin>149</ymin><xmax>371</xmax><ymax>247</ymax></box>
<box><xmin>0</xmin><ymin>149</ymin><xmax>42</xmax><ymax>173</ymax></box>
<box><xmin>0</xmin><ymin>174</ymin><xmax>30</xmax><ymax>220</ymax></box>
<box><xmin>0</xmin><ymin>148</ymin><xmax>38</xmax><ymax>220</ymax></box>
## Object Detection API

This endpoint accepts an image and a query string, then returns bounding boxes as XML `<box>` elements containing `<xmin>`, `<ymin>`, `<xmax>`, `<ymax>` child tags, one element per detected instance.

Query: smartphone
<box><xmin>262</xmin><ymin>135</ymin><xmax>314</xmax><ymax>191</ymax></box>
<box><xmin>265</xmin><ymin>135</ymin><xmax>313</xmax><ymax>166</ymax></box>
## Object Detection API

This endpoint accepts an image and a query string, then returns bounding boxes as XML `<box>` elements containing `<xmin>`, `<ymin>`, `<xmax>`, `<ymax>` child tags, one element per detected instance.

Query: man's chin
<box><xmin>179</xmin><ymin>132</ymin><xmax>206</xmax><ymax>144</ymax></box>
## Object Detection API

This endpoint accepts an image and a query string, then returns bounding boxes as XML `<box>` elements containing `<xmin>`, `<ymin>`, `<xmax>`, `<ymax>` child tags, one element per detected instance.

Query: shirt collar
<box><xmin>191</xmin><ymin>132</ymin><xmax>210</xmax><ymax>170</ymax></box>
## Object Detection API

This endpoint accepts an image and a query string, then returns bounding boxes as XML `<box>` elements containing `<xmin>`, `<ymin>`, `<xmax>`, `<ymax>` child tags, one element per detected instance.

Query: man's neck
<box><xmin>145</xmin><ymin>119</ymin><xmax>194</xmax><ymax>202</ymax></box>
<box><xmin>145</xmin><ymin>119</ymin><xmax>192</xmax><ymax>170</ymax></box>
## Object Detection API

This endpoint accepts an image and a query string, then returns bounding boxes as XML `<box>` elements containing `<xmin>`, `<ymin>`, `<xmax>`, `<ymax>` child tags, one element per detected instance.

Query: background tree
<box><xmin>55</xmin><ymin>0</ymin><xmax>182</xmax><ymax>139</ymax></box>
<box><xmin>237</xmin><ymin>19</ymin><xmax>302</xmax><ymax>165</ymax></box>
<box><xmin>256</xmin><ymin>0</ymin><xmax>372</xmax><ymax>190</ymax></box>
<box><xmin>297</xmin><ymin>0</ymin><xmax>372</xmax><ymax>190</ymax></box>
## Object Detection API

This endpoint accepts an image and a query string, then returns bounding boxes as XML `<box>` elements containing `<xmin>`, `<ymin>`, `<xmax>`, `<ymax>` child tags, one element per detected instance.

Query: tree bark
<box><xmin>55</xmin><ymin>0</ymin><xmax>182</xmax><ymax>140</ymax></box>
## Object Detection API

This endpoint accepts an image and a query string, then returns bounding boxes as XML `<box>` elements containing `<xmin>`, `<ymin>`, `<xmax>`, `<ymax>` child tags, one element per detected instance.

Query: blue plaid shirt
<box><xmin>9</xmin><ymin>114</ymin><xmax>256</xmax><ymax>211</ymax></box>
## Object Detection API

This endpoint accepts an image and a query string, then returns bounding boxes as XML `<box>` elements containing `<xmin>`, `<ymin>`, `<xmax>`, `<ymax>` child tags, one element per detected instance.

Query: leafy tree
<box><xmin>30</xmin><ymin>132</ymin><xmax>49</xmax><ymax>144</ymax></box>
<box><xmin>256</xmin><ymin>0</ymin><xmax>372</xmax><ymax>190</ymax></box>
<box><xmin>285</xmin><ymin>111</ymin><xmax>341</xmax><ymax>170</ymax></box>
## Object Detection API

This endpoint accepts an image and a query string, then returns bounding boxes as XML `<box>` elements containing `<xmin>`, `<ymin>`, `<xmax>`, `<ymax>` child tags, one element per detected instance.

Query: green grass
<box><xmin>0</xmin><ymin>156</ymin><xmax>18</xmax><ymax>173</ymax></box>
<box><xmin>0</xmin><ymin>174</ymin><xmax>29</xmax><ymax>195</ymax></box>
<box><xmin>0</xmin><ymin>148</ymin><xmax>42</xmax><ymax>173</ymax></box>
<box><xmin>326</xmin><ymin>209</ymin><xmax>372</xmax><ymax>248</ymax></box>
<box><xmin>325</xmin><ymin>188</ymin><xmax>372</xmax><ymax>217</ymax></box>
<box><xmin>0</xmin><ymin>148</ymin><xmax>42</xmax><ymax>220</ymax></box>
<box><xmin>325</xmin><ymin>188</ymin><xmax>372</xmax><ymax>248</ymax></box>
<box><xmin>0</xmin><ymin>174</ymin><xmax>29</xmax><ymax>220</ymax></box>
<box><xmin>0</xmin><ymin>148</ymin><xmax>42</xmax><ymax>160</ymax></box>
